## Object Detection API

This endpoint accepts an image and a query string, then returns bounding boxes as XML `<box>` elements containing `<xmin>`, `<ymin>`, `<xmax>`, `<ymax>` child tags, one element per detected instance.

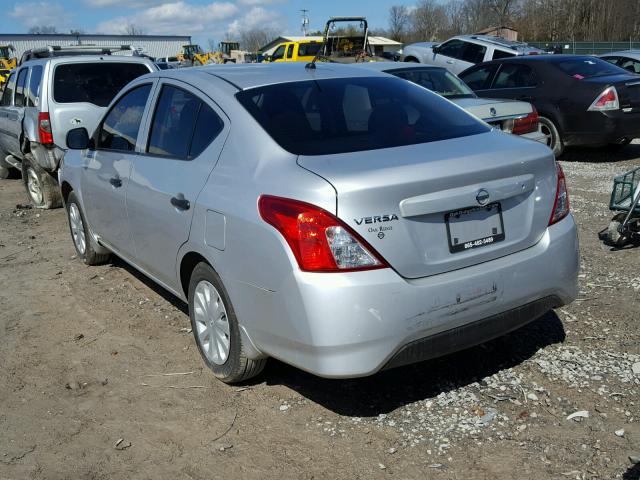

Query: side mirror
<box><xmin>66</xmin><ymin>127</ymin><xmax>90</xmax><ymax>150</ymax></box>
<box><xmin>432</xmin><ymin>45</ymin><xmax>440</xmax><ymax>54</ymax></box>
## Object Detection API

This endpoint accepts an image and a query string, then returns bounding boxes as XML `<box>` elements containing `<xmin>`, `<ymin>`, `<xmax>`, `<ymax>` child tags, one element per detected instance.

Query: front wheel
<box><xmin>539</xmin><ymin>116</ymin><xmax>564</xmax><ymax>157</ymax></box>
<box><xmin>189</xmin><ymin>262</ymin><xmax>266</xmax><ymax>383</ymax></box>
<box><xmin>22</xmin><ymin>154</ymin><xmax>62</xmax><ymax>208</ymax></box>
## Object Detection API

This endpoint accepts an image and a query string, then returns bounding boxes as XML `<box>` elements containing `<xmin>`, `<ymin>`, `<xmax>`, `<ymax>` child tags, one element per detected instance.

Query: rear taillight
<box><xmin>258</xmin><ymin>195</ymin><xmax>388</xmax><ymax>272</ymax></box>
<box><xmin>512</xmin><ymin>106</ymin><xmax>539</xmax><ymax>135</ymax></box>
<box><xmin>588</xmin><ymin>86</ymin><xmax>619</xmax><ymax>111</ymax></box>
<box><xmin>38</xmin><ymin>112</ymin><xmax>54</xmax><ymax>145</ymax></box>
<box><xmin>549</xmin><ymin>162</ymin><xmax>570</xmax><ymax>225</ymax></box>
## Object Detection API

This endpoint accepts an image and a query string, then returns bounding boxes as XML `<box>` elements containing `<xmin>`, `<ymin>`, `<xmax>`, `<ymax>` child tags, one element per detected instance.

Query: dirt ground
<box><xmin>1</xmin><ymin>144</ymin><xmax>639</xmax><ymax>480</ymax></box>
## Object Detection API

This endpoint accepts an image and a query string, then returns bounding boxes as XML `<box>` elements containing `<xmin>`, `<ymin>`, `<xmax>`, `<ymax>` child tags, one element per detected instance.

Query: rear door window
<box><xmin>14</xmin><ymin>68</ymin><xmax>29</xmax><ymax>107</ymax></box>
<box><xmin>53</xmin><ymin>62</ymin><xmax>150</xmax><ymax>107</ymax></box>
<box><xmin>460</xmin><ymin>64</ymin><xmax>497</xmax><ymax>90</ymax></box>
<box><xmin>236</xmin><ymin>76</ymin><xmax>489</xmax><ymax>156</ymax></box>
<box><xmin>1</xmin><ymin>73</ymin><xmax>15</xmax><ymax>106</ymax></box>
<box><xmin>461</xmin><ymin>42</ymin><xmax>487</xmax><ymax>63</ymax></box>
<box><xmin>298</xmin><ymin>43</ymin><xmax>321</xmax><ymax>57</ymax></box>
<box><xmin>492</xmin><ymin>49</ymin><xmax>516</xmax><ymax>60</ymax></box>
<box><xmin>147</xmin><ymin>85</ymin><xmax>217</xmax><ymax>159</ymax></box>
<box><xmin>27</xmin><ymin>65</ymin><xmax>43</xmax><ymax>107</ymax></box>
<box><xmin>285</xmin><ymin>44</ymin><xmax>294</xmax><ymax>59</ymax></box>
<box><xmin>98</xmin><ymin>84</ymin><xmax>152</xmax><ymax>152</ymax></box>
<box><xmin>493</xmin><ymin>64</ymin><xmax>537</xmax><ymax>88</ymax></box>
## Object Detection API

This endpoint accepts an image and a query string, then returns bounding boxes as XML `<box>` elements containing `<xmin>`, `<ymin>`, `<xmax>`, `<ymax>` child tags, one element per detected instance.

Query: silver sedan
<box><xmin>59</xmin><ymin>63</ymin><xmax>579</xmax><ymax>383</ymax></box>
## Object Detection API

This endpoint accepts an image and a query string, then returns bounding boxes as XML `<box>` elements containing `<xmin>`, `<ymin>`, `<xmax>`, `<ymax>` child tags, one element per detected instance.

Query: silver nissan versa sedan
<box><xmin>59</xmin><ymin>63</ymin><xmax>579</xmax><ymax>383</ymax></box>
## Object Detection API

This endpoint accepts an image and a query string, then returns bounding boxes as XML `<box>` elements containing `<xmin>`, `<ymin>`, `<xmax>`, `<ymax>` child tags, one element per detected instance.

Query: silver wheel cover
<box><xmin>68</xmin><ymin>203</ymin><xmax>87</xmax><ymax>255</ymax></box>
<box><xmin>193</xmin><ymin>280</ymin><xmax>231</xmax><ymax>365</ymax></box>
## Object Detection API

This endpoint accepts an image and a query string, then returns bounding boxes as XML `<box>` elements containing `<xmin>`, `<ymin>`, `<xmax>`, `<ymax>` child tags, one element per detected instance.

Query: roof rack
<box><xmin>468</xmin><ymin>35</ymin><xmax>533</xmax><ymax>51</ymax></box>
<box><xmin>19</xmin><ymin>45</ymin><xmax>137</xmax><ymax>64</ymax></box>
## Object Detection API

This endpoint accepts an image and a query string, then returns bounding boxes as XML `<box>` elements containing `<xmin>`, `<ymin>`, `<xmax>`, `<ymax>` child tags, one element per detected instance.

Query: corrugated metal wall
<box><xmin>0</xmin><ymin>34</ymin><xmax>191</xmax><ymax>59</ymax></box>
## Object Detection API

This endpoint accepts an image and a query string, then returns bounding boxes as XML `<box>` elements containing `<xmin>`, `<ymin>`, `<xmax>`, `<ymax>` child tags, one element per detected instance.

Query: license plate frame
<box><xmin>445</xmin><ymin>202</ymin><xmax>505</xmax><ymax>253</ymax></box>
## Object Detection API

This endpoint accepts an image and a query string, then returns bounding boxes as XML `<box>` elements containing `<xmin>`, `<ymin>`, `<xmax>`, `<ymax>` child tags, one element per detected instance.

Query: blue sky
<box><xmin>1</xmin><ymin>0</ymin><xmax>412</xmax><ymax>47</ymax></box>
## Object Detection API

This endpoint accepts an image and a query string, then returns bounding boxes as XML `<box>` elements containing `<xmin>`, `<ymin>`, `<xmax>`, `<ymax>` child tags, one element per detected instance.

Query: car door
<box><xmin>126</xmin><ymin>81</ymin><xmax>229</xmax><ymax>288</ymax></box>
<box><xmin>0</xmin><ymin>68</ymin><xmax>27</xmax><ymax>158</ymax></box>
<box><xmin>0</xmin><ymin>71</ymin><xmax>16</xmax><ymax>156</ymax></box>
<box><xmin>81</xmin><ymin>82</ymin><xmax>155</xmax><ymax>258</ymax></box>
<box><xmin>431</xmin><ymin>39</ymin><xmax>465</xmax><ymax>71</ymax></box>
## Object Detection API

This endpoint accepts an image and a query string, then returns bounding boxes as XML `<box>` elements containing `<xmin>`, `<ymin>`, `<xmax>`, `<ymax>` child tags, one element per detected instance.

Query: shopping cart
<box><xmin>601</xmin><ymin>166</ymin><xmax>640</xmax><ymax>247</ymax></box>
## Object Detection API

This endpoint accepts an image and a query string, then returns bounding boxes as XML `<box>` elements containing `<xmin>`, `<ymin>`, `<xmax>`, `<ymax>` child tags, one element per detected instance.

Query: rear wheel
<box><xmin>404</xmin><ymin>57</ymin><xmax>419</xmax><ymax>63</ymax></box>
<box><xmin>539</xmin><ymin>116</ymin><xmax>564</xmax><ymax>157</ymax></box>
<box><xmin>189</xmin><ymin>262</ymin><xmax>266</xmax><ymax>383</ymax></box>
<box><xmin>608</xmin><ymin>138</ymin><xmax>632</xmax><ymax>151</ymax></box>
<box><xmin>22</xmin><ymin>154</ymin><xmax>62</xmax><ymax>209</ymax></box>
<box><xmin>66</xmin><ymin>191</ymin><xmax>111</xmax><ymax>265</ymax></box>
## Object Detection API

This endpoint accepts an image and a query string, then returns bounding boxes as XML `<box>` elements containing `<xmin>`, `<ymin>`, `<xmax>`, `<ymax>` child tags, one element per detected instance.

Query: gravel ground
<box><xmin>0</xmin><ymin>143</ymin><xmax>639</xmax><ymax>480</ymax></box>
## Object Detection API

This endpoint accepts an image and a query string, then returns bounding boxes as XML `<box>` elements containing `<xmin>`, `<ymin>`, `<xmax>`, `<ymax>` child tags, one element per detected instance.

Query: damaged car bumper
<box><xmin>236</xmin><ymin>214</ymin><xmax>579</xmax><ymax>378</ymax></box>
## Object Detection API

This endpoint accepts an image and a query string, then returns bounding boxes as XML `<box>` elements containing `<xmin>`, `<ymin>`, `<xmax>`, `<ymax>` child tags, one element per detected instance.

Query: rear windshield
<box><xmin>236</xmin><ymin>76</ymin><xmax>489</xmax><ymax>156</ymax></box>
<box><xmin>554</xmin><ymin>57</ymin><xmax>626</xmax><ymax>79</ymax></box>
<box><xmin>387</xmin><ymin>68</ymin><xmax>476</xmax><ymax>99</ymax></box>
<box><xmin>53</xmin><ymin>62</ymin><xmax>150</xmax><ymax>107</ymax></box>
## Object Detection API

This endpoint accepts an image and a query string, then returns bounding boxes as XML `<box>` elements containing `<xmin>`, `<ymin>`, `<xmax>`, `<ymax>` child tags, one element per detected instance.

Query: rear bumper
<box><xmin>565</xmin><ymin>110</ymin><xmax>640</xmax><ymax>146</ymax></box>
<box><xmin>235</xmin><ymin>215</ymin><xmax>579</xmax><ymax>378</ymax></box>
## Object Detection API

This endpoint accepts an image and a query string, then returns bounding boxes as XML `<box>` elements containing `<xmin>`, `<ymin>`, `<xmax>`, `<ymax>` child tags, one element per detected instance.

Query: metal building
<box><xmin>0</xmin><ymin>34</ymin><xmax>191</xmax><ymax>59</ymax></box>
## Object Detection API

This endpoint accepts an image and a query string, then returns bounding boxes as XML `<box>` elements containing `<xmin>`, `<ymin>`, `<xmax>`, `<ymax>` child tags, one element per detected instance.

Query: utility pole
<box><xmin>301</xmin><ymin>9</ymin><xmax>310</xmax><ymax>37</ymax></box>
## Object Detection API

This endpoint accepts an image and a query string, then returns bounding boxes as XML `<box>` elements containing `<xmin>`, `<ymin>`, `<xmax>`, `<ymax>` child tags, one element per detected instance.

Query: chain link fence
<box><xmin>528</xmin><ymin>41</ymin><xmax>640</xmax><ymax>55</ymax></box>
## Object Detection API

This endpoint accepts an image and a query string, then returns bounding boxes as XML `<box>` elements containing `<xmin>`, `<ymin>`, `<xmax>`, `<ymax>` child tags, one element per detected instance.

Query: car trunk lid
<box><xmin>298</xmin><ymin>131</ymin><xmax>557</xmax><ymax>279</ymax></box>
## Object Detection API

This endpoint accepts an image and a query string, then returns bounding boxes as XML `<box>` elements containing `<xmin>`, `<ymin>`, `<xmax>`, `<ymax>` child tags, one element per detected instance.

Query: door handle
<box><xmin>109</xmin><ymin>177</ymin><xmax>122</xmax><ymax>188</ymax></box>
<box><xmin>170</xmin><ymin>194</ymin><xmax>191</xmax><ymax>211</ymax></box>
<box><xmin>446</xmin><ymin>60</ymin><xmax>454</xmax><ymax>64</ymax></box>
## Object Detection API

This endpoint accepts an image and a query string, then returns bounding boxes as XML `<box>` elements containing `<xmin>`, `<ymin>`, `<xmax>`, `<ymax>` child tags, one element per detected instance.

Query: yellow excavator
<box><xmin>0</xmin><ymin>45</ymin><xmax>17</xmax><ymax>89</ymax></box>
<box><xmin>177</xmin><ymin>44</ymin><xmax>216</xmax><ymax>66</ymax></box>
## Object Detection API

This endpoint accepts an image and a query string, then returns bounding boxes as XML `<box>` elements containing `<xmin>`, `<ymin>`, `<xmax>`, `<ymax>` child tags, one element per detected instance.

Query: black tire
<box><xmin>21</xmin><ymin>154</ymin><xmax>62</xmax><ymax>209</ymax></box>
<box><xmin>404</xmin><ymin>57</ymin><xmax>419</xmax><ymax>63</ymax></box>
<box><xmin>608</xmin><ymin>138</ymin><xmax>632</xmax><ymax>151</ymax></box>
<box><xmin>188</xmin><ymin>262</ymin><xmax>267</xmax><ymax>383</ymax></box>
<box><xmin>0</xmin><ymin>156</ymin><xmax>18</xmax><ymax>179</ymax></box>
<box><xmin>66</xmin><ymin>191</ymin><xmax>111</xmax><ymax>265</ymax></box>
<box><xmin>607</xmin><ymin>213</ymin><xmax>629</xmax><ymax>247</ymax></box>
<box><xmin>539</xmin><ymin>116</ymin><xmax>564</xmax><ymax>157</ymax></box>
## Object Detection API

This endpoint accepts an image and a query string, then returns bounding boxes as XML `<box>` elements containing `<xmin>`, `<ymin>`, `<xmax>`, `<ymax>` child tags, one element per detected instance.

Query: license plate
<box><xmin>445</xmin><ymin>203</ymin><xmax>505</xmax><ymax>253</ymax></box>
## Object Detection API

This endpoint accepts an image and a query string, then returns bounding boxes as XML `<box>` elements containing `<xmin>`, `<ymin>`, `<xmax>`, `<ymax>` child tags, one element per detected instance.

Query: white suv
<box><xmin>402</xmin><ymin>35</ymin><xmax>543</xmax><ymax>75</ymax></box>
<box><xmin>0</xmin><ymin>46</ymin><xmax>156</xmax><ymax>208</ymax></box>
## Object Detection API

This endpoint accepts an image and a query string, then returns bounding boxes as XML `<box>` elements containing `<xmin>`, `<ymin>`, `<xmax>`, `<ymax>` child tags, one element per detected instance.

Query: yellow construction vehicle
<box><xmin>177</xmin><ymin>44</ymin><xmax>215</xmax><ymax>66</ymax></box>
<box><xmin>0</xmin><ymin>45</ymin><xmax>16</xmax><ymax>88</ymax></box>
<box><xmin>208</xmin><ymin>41</ymin><xmax>251</xmax><ymax>64</ymax></box>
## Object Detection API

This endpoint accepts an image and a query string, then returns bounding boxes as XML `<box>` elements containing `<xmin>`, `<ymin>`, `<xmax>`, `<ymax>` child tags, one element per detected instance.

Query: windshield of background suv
<box><xmin>53</xmin><ymin>62</ymin><xmax>150</xmax><ymax>107</ymax></box>
<box><xmin>554</xmin><ymin>57</ymin><xmax>626</xmax><ymax>79</ymax></box>
<box><xmin>236</xmin><ymin>76</ymin><xmax>489</xmax><ymax>156</ymax></box>
<box><xmin>387</xmin><ymin>68</ymin><xmax>476</xmax><ymax>99</ymax></box>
